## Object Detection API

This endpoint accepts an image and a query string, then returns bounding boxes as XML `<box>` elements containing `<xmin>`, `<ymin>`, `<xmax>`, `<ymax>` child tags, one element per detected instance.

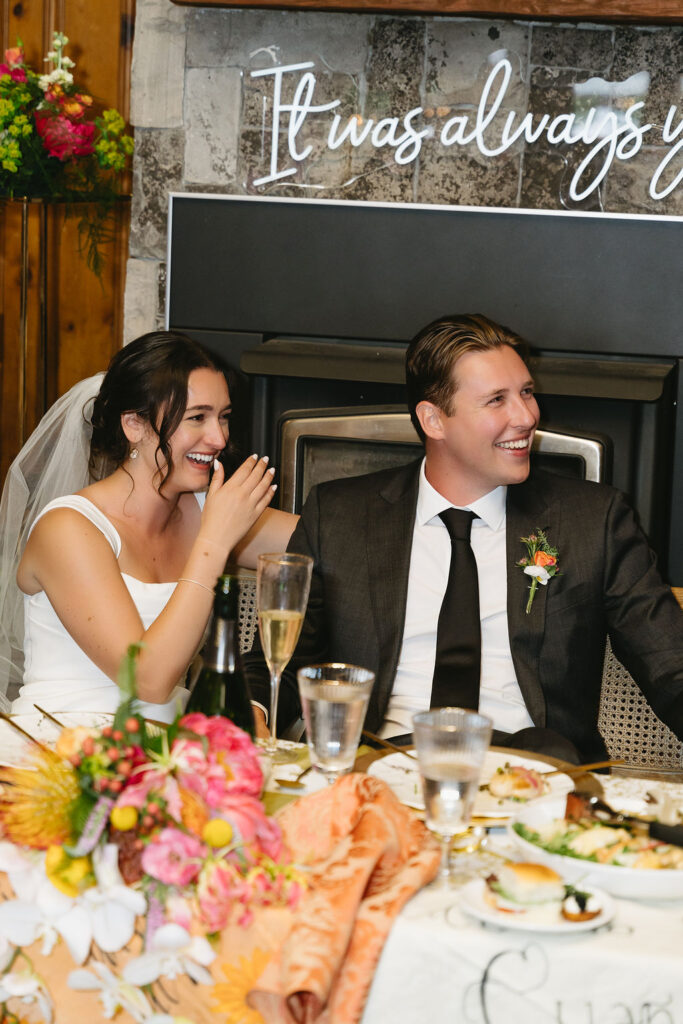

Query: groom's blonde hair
<box><xmin>405</xmin><ymin>313</ymin><xmax>528</xmax><ymax>442</ymax></box>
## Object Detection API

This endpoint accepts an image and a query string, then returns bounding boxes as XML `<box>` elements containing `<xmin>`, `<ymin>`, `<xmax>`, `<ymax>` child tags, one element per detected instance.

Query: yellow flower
<box><xmin>45</xmin><ymin>845</ymin><xmax>93</xmax><ymax>897</ymax></box>
<box><xmin>202</xmin><ymin>818</ymin><xmax>233</xmax><ymax>848</ymax></box>
<box><xmin>0</xmin><ymin>749</ymin><xmax>79</xmax><ymax>848</ymax></box>
<box><xmin>110</xmin><ymin>805</ymin><xmax>138</xmax><ymax>831</ymax></box>
<box><xmin>211</xmin><ymin>948</ymin><xmax>270</xmax><ymax>1024</ymax></box>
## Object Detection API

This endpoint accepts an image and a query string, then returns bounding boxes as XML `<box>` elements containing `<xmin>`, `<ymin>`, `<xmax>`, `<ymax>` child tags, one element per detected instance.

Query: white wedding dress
<box><xmin>12</xmin><ymin>495</ymin><xmax>192</xmax><ymax>723</ymax></box>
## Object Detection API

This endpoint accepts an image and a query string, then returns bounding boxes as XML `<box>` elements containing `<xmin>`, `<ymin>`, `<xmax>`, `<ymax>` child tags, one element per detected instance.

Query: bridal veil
<box><xmin>0</xmin><ymin>374</ymin><xmax>104</xmax><ymax>707</ymax></box>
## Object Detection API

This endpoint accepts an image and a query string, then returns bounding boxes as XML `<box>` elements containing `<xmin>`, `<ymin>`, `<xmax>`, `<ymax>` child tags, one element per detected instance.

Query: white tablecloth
<box><xmin>364</xmin><ymin>879</ymin><xmax>683</xmax><ymax>1023</ymax></box>
<box><xmin>363</xmin><ymin>774</ymin><xmax>683</xmax><ymax>1024</ymax></box>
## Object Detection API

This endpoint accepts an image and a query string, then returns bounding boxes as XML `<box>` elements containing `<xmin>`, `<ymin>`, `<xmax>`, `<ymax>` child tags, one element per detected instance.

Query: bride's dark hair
<box><xmin>89</xmin><ymin>331</ymin><xmax>243</xmax><ymax>489</ymax></box>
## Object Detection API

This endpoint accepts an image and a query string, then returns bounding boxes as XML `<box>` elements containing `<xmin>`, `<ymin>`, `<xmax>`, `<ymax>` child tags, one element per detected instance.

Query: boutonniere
<box><xmin>517</xmin><ymin>528</ymin><xmax>560</xmax><ymax>614</ymax></box>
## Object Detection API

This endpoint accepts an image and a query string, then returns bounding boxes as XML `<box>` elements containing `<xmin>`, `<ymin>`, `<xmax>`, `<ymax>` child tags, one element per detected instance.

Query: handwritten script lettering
<box><xmin>251</xmin><ymin>58</ymin><xmax>681</xmax><ymax>202</ymax></box>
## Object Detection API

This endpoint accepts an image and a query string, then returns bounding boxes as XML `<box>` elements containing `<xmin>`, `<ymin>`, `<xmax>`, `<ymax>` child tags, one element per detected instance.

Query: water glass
<box><xmin>412</xmin><ymin>707</ymin><xmax>492</xmax><ymax>882</ymax></box>
<box><xmin>297</xmin><ymin>663</ymin><xmax>375</xmax><ymax>783</ymax></box>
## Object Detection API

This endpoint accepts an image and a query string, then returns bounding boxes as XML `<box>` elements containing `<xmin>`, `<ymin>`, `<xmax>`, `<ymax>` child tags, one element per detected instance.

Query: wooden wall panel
<box><xmin>171</xmin><ymin>0</ymin><xmax>682</xmax><ymax>21</ymax></box>
<box><xmin>0</xmin><ymin>0</ymin><xmax>134</xmax><ymax>482</ymax></box>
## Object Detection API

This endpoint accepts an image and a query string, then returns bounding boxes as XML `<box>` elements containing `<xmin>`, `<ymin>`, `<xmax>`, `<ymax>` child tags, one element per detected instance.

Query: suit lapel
<box><xmin>366</xmin><ymin>461</ymin><xmax>420</xmax><ymax>716</ymax></box>
<box><xmin>507</xmin><ymin>477</ymin><xmax>554</xmax><ymax>725</ymax></box>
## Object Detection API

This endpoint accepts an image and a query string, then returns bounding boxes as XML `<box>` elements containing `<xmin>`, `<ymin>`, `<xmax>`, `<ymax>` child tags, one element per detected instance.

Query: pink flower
<box><xmin>196</xmin><ymin>859</ymin><xmax>247</xmax><ymax>932</ymax></box>
<box><xmin>4</xmin><ymin>46</ymin><xmax>23</xmax><ymax>66</ymax></box>
<box><xmin>178</xmin><ymin>713</ymin><xmax>263</xmax><ymax>798</ymax></box>
<box><xmin>0</xmin><ymin>65</ymin><xmax>27</xmax><ymax>82</ymax></box>
<box><xmin>165</xmin><ymin>893</ymin><xmax>193</xmax><ymax>931</ymax></box>
<box><xmin>35</xmin><ymin>110</ymin><xmax>95</xmax><ymax>160</ymax></box>
<box><xmin>141</xmin><ymin>827</ymin><xmax>207</xmax><ymax>887</ymax></box>
<box><xmin>220</xmin><ymin>794</ymin><xmax>284</xmax><ymax>862</ymax></box>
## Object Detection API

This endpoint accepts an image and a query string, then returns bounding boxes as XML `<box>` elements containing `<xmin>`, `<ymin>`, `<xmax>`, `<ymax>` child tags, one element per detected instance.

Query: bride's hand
<box><xmin>200</xmin><ymin>454</ymin><xmax>276</xmax><ymax>552</ymax></box>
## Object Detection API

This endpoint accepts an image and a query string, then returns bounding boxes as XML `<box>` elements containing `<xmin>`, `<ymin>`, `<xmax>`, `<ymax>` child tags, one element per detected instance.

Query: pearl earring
<box><xmin>130</xmin><ymin>447</ymin><xmax>139</xmax><ymax>460</ymax></box>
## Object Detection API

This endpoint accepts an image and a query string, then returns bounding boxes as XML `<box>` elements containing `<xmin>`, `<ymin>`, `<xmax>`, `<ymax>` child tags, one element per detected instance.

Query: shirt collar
<box><xmin>417</xmin><ymin>458</ymin><xmax>507</xmax><ymax>532</ymax></box>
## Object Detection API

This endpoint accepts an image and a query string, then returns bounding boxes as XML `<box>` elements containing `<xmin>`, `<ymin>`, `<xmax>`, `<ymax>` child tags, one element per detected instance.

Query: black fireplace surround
<box><xmin>166</xmin><ymin>195</ymin><xmax>683</xmax><ymax>583</ymax></box>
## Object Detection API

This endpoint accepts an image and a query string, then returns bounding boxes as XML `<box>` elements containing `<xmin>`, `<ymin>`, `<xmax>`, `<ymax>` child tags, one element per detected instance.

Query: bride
<box><xmin>0</xmin><ymin>331</ymin><xmax>298</xmax><ymax>721</ymax></box>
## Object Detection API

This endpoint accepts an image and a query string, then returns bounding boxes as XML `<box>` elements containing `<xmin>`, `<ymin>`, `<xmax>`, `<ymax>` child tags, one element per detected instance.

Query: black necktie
<box><xmin>430</xmin><ymin>508</ymin><xmax>481</xmax><ymax>710</ymax></box>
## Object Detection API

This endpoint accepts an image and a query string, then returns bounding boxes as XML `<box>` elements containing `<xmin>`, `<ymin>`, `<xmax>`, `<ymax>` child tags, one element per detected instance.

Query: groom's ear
<box><xmin>415</xmin><ymin>400</ymin><xmax>447</xmax><ymax>441</ymax></box>
<box><xmin>120</xmin><ymin>411</ymin><xmax>146</xmax><ymax>445</ymax></box>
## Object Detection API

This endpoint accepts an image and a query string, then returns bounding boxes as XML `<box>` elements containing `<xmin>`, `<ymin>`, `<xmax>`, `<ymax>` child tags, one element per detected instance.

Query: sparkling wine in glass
<box><xmin>257</xmin><ymin>552</ymin><xmax>313</xmax><ymax>759</ymax></box>
<box><xmin>413</xmin><ymin>708</ymin><xmax>492</xmax><ymax>884</ymax></box>
<box><xmin>298</xmin><ymin>664</ymin><xmax>374</xmax><ymax>784</ymax></box>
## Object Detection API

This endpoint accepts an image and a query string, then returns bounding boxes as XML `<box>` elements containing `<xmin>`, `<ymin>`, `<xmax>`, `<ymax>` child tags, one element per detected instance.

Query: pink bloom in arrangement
<box><xmin>196</xmin><ymin>858</ymin><xmax>248</xmax><ymax>932</ymax></box>
<box><xmin>165</xmin><ymin>893</ymin><xmax>193</xmax><ymax>931</ymax></box>
<box><xmin>34</xmin><ymin>110</ymin><xmax>95</xmax><ymax>160</ymax></box>
<box><xmin>220</xmin><ymin>794</ymin><xmax>284</xmax><ymax>862</ymax></box>
<box><xmin>0</xmin><ymin>65</ymin><xmax>27</xmax><ymax>82</ymax></box>
<box><xmin>178</xmin><ymin>713</ymin><xmax>263</xmax><ymax>798</ymax></box>
<box><xmin>141</xmin><ymin>827</ymin><xmax>207</xmax><ymax>887</ymax></box>
<box><xmin>4</xmin><ymin>46</ymin><xmax>23</xmax><ymax>66</ymax></box>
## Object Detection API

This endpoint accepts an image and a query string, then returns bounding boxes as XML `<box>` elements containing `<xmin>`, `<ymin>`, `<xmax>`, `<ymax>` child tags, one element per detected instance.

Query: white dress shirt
<box><xmin>379</xmin><ymin>460</ymin><xmax>534</xmax><ymax>738</ymax></box>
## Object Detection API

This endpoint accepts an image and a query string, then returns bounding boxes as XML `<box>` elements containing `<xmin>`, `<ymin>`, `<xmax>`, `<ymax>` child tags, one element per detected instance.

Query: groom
<box><xmin>246</xmin><ymin>314</ymin><xmax>683</xmax><ymax>761</ymax></box>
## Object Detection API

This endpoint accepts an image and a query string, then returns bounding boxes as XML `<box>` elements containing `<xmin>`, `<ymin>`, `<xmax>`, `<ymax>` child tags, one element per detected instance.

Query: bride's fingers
<box><xmin>207</xmin><ymin>457</ymin><xmax>225</xmax><ymax>494</ymax></box>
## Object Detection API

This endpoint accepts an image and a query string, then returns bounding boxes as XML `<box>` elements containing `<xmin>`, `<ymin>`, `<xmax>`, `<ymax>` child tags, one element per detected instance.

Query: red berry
<box><xmin>101</xmin><ymin>725</ymin><xmax>112</xmax><ymax>738</ymax></box>
<box><xmin>125</xmin><ymin>717</ymin><xmax>140</xmax><ymax>733</ymax></box>
<box><xmin>82</xmin><ymin>737</ymin><xmax>95</xmax><ymax>756</ymax></box>
<box><xmin>113</xmin><ymin>730</ymin><xmax>124</xmax><ymax>742</ymax></box>
<box><xmin>105</xmin><ymin>747</ymin><xmax>119</xmax><ymax>762</ymax></box>
<box><xmin>147</xmin><ymin>802</ymin><xmax>161</xmax><ymax>816</ymax></box>
<box><xmin>69</xmin><ymin>753</ymin><xmax>81</xmax><ymax>767</ymax></box>
<box><xmin>142</xmin><ymin>815</ymin><xmax>154</xmax><ymax>829</ymax></box>
<box><xmin>118</xmin><ymin>760</ymin><xmax>132</xmax><ymax>777</ymax></box>
<box><xmin>109</xmin><ymin>779</ymin><xmax>123</xmax><ymax>793</ymax></box>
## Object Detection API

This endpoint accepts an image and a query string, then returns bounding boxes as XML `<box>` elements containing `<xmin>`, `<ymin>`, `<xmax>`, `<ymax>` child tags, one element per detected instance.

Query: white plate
<box><xmin>460</xmin><ymin>878</ymin><xmax>615</xmax><ymax>933</ymax></box>
<box><xmin>0</xmin><ymin>712</ymin><xmax>118</xmax><ymax>767</ymax></box>
<box><xmin>510</xmin><ymin>795</ymin><xmax>683</xmax><ymax>900</ymax></box>
<box><xmin>367</xmin><ymin>750</ymin><xmax>574</xmax><ymax>818</ymax></box>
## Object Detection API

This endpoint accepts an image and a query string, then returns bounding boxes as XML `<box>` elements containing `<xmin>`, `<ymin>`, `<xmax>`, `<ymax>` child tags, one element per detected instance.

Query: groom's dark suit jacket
<box><xmin>245</xmin><ymin>460</ymin><xmax>683</xmax><ymax>761</ymax></box>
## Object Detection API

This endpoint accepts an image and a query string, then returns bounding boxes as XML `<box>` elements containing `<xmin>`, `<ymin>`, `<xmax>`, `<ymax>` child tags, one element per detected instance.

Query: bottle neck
<box><xmin>203</xmin><ymin>575</ymin><xmax>241</xmax><ymax>673</ymax></box>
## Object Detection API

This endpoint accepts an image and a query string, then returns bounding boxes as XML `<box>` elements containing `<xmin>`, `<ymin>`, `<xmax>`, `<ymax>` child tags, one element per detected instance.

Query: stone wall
<box><xmin>123</xmin><ymin>0</ymin><xmax>682</xmax><ymax>340</ymax></box>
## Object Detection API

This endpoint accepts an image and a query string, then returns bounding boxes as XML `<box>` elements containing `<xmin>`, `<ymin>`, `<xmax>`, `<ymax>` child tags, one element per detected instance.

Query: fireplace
<box><xmin>166</xmin><ymin>194</ymin><xmax>682</xmax><ymax>582</ymax></box>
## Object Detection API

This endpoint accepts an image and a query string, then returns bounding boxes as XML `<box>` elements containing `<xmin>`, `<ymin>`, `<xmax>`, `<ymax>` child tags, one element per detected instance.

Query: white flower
<box><xmin>0</xmin><ymin>966</ymin><xmax>54</xmax><ymax>1023</ymax></box>
<box><xmin>0</xmin><ymin>857</ymin><xmax>82</xmax><ymax>959</ymax></box>
<box><xmin>38</xmin><ymin>67</ymin><xmax>74</xmax><ymax>90</ymax></box>
<box><xmin>81</xmin><ymin>844</ymin><xmax>146</xmax><ymax>954</ymax></box>
<box><xmin>69</xmin><ymin>962</ymin><xmax>152</xmax><ymax>1022</ymax></box>
<box><xmin>123</xmin><ymin>924</ymin><xmax>215</xmax><ymax>988</ymax></box>
<box><xmin>0</xmin><ymin>842</ymin><xmax>146</xmax><ymax>965</ymax></box>
<box><xmin>524</xmin><ymin>564</ymin><xmax>550</xmax><ymax>585</ymax></box>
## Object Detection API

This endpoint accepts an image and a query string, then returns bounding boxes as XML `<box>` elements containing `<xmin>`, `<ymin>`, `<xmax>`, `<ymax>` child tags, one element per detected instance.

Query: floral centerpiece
<box><xmin>0</xmin><ymin>31</ymin><xmax>134</xmax><ymax>274</ymax></box>
<box><xmin>0</xmin><ymin>648</ymin><xmax>304</xmax><ymax>1023</ymax></box>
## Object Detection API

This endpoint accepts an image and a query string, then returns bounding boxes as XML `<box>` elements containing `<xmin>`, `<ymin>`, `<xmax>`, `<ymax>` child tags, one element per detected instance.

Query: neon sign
<box><xmin>251</xmin><ymin>58</ymin><xmax>682</xmax><ymax>202</ymax></box>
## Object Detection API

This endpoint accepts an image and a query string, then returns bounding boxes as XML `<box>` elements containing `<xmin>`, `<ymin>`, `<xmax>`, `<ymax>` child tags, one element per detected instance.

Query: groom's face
<box><xmin>425</xmin><ymin>345</ymin><xmax>540</xmax><ymax>501</ymax></box>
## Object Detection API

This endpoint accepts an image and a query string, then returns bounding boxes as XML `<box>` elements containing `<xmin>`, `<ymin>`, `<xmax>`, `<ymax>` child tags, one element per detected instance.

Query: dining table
<box><xmin>274</xmin><ymin>746</ymin><xmax>683</xmax><ymax>1024</ymax></box>
<box><xmin>1</xmin><ymin>713</ymin><xmax>683</xmax><ymax>1024</ymax></box>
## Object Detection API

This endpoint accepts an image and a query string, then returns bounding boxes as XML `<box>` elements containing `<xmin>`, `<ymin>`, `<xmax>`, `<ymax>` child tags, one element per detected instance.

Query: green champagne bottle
<box><xmin>186</xmin><ymin>574</ymin><xmax>255</xmax><ymax>738</ymax></box>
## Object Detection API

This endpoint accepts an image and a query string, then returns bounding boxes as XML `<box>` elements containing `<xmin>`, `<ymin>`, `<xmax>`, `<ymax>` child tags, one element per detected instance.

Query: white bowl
<box><xmin>509</xmin><ymin>795</ymin><xmax>683</xmax><ymax>901</ymax></box>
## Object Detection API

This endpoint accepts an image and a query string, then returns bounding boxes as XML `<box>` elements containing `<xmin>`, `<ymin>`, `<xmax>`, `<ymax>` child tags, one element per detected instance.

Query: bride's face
<box><xmin>164</xmin><ymin>368</ymin><xmax>231</xmax><ymax>488</ymax></box>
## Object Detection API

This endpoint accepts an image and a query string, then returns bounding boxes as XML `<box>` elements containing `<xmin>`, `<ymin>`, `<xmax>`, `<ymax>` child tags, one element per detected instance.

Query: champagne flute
<box><xmin>257</xmin><ymin>552</ymin><xmax>313</xmax><ymax>760</ymax></box>
<box><xmin>297</xmin><ymin>664</ymin><xmax>374</xmax><ymax>784</ymax></box>
<box><xmin>412</xmin><ymin>707</ymin><xmax>492</xmax><ymax>884</ymax></box>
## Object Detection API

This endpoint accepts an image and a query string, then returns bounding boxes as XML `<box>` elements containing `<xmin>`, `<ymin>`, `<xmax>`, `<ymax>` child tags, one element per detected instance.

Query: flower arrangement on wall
<box><xmin>0</xmin><ymin>32</ymin><xmax>134</xmax><ymax>274</ymax></box>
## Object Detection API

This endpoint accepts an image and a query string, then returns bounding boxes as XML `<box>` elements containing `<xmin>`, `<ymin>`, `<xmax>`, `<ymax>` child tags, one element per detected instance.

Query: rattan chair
<box><xmin>237</xmin><ymin>571</ymin><xmax>258</xmax><ymax>654</ymax></box>
<box><xmin>598</xmin><ymin>636</ymin><xmax>683</xmax><ymax>770</ymax></box>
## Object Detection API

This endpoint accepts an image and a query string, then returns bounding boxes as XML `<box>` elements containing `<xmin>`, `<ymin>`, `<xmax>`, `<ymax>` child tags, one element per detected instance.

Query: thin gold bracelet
<box><xmin>177</xmin><ymin>577</ymin><xmax>214</xmax><ymax>594</ymax></box>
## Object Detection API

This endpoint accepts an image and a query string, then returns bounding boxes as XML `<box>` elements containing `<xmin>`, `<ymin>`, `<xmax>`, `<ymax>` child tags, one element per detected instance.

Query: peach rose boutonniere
<box><xmin>517</xmin><ymin>528</ymin><xmax>560</xmax><ymax>614</ymax></box>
